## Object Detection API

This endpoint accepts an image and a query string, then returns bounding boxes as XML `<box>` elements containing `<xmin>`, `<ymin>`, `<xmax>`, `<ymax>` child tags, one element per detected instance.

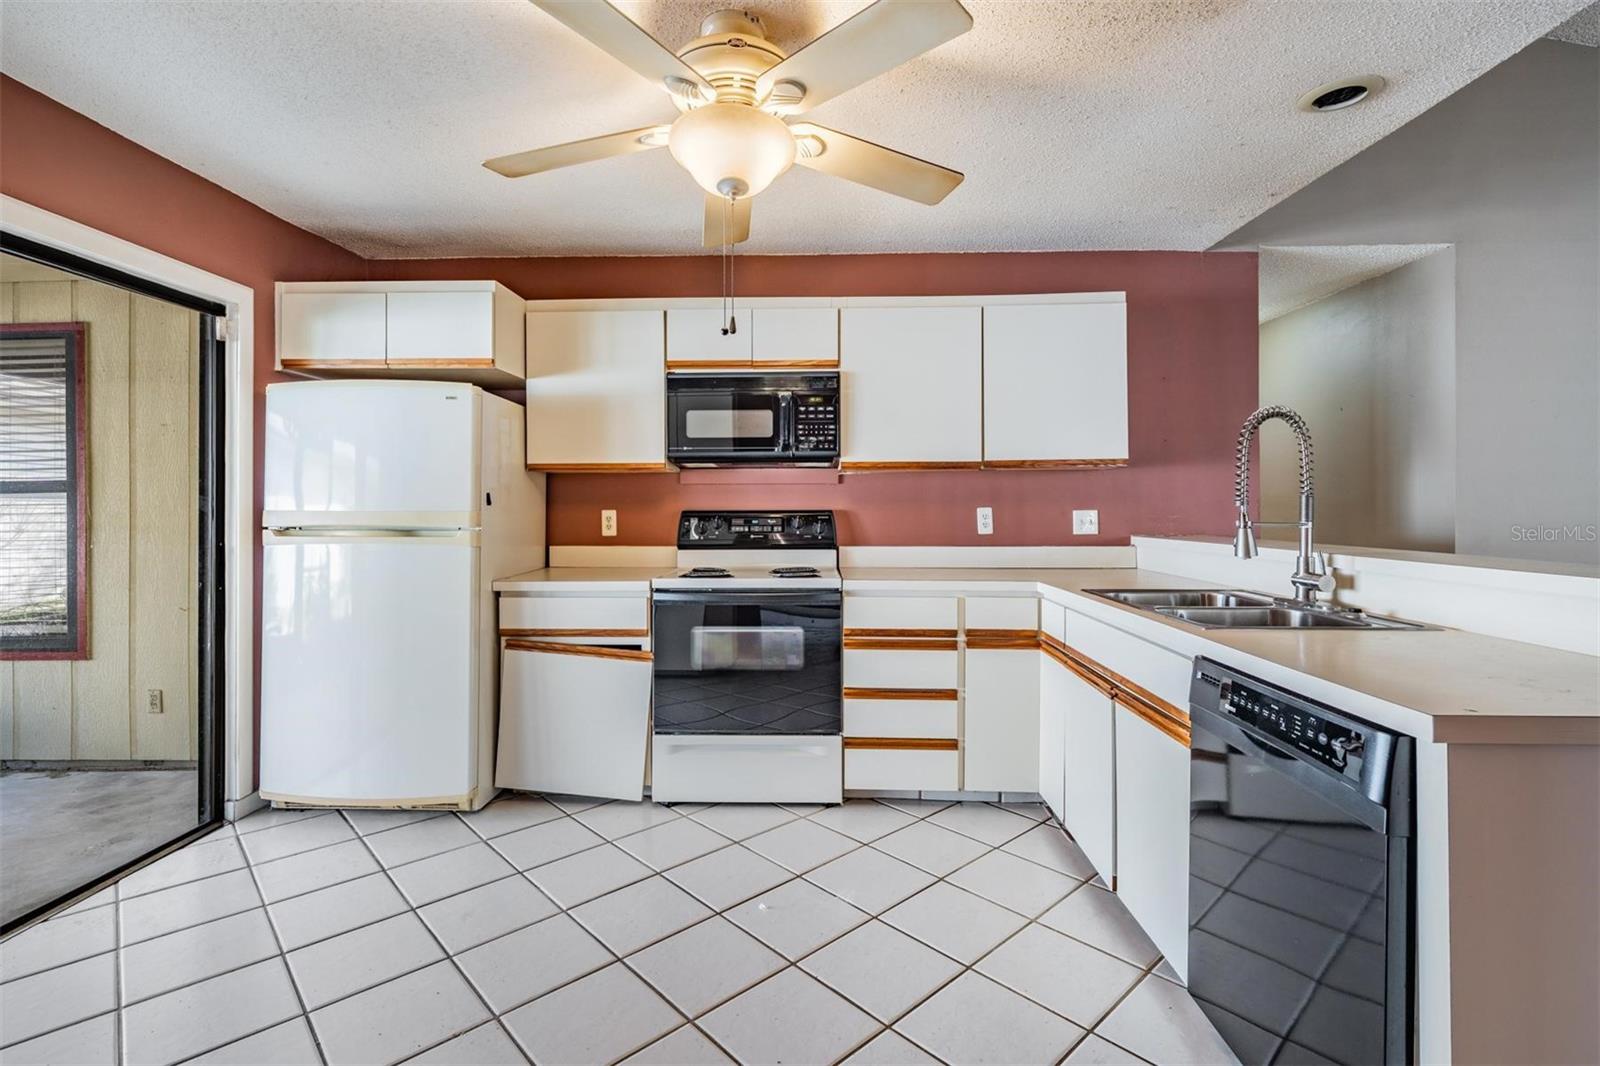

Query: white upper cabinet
<box><xmin>840</xmin><ymin>306</ymin><xmax>983</xmax><ymax>467</ymax></box>
<box><xmin>982</xmin><ymin>300</ymin><xmax>1129</xmax><ymax>465</ymax></box>
<box><xmin>525</xmin><ymin>309</ymin><xmax>666</xmax><ymax>469</ymax></box>
<box><xmin>666</xmin><ymin>305</ymin><xmax>839</xmax><ymax>367</ymax></box>
<box><xmin>280</xmin><ymin>292</ymin><xmax>387</xmax><ymax>367</ymax></box>
<box><xmin>277</xmin><ymin>282</ymin><xmax>525</xmax><ymax>385</ymax></box>
<box><xmin>666</xmin><ymin>308</ymin><xmax>752</xmax><ymax>365</ymax></box>
<box><xmin>752</xmin><ymin>307</ymin><xmax>838</xmax><ymax>365</ymax></box>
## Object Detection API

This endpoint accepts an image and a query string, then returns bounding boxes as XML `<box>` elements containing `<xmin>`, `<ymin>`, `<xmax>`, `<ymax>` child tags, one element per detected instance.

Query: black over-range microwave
<box><xmin>666</xmin><ymin>372</ymin><xmax>840</xmax><ymax>466</ymax></box>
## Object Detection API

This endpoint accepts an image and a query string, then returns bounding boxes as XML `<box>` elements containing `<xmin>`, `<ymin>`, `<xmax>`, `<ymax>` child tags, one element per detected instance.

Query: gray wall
<box><xmin>1259</xmin><ymin>250</ymin><xmax>1457</xmax><ymax>552</ymax></box>
<box><xmin>1222</xmin><ymin>39</ymin><xmax>1599</xmax><ymax>566</ymax></box>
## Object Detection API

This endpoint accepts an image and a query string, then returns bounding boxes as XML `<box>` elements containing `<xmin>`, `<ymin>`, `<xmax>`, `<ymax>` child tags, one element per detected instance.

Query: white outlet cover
<box><xmin>601</xmin><ymin>509</ymin><xmax>618</xmax><ymax>537</ymax></box>
<box><xmin>1073</xmin><ymin>509</ymin><xmax>1100</xmax><ymax>535</ymax></box>
<box><xmin>976</xmin><ymin>507</ymin><xmax>994</xmax><ymax>536</ymax></box>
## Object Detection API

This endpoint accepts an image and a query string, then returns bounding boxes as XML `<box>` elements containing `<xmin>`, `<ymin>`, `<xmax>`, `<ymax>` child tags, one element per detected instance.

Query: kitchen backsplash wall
<box><xmin>371</xmin><ymin>251</ymin><xmax>1259</xmax><ymax>546</ymax></box>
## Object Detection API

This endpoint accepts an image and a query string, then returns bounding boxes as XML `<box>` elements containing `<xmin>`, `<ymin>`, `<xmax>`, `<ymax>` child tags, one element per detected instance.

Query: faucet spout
<box><xmin>1232</xmin><ymin>405</ymin><xmax>1332</xmax><ymax>605</ymax></box>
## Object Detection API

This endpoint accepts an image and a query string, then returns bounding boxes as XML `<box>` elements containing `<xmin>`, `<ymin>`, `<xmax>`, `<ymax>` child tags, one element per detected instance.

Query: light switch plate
<box><xmin>601</xmin><ymin>510</ymin><xmax>618</xmax><ymax>537</ymax></box>
<box><xmin>976</xmin><ymin>507</ymin><xmax>994</xmax><ymax>536</ymax></box>
<box><xmin>1072</xmin><ymin>509</ymin><xmax>1100</xmax><ymax>535</ymax></box>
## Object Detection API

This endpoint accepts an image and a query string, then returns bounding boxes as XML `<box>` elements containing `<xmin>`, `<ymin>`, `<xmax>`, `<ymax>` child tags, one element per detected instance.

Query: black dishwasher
<box><xmin>1188</xmin><ymin>657</ymin><xmax>1414</xmax><ymax>1065</ymax></box>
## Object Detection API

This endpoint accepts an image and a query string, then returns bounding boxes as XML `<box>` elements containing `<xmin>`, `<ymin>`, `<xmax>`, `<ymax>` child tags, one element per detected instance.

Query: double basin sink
<box><xmin>1087</xmin><ymin>589</ymin><xmax>1427</xmax><ymax>630</ymax></box>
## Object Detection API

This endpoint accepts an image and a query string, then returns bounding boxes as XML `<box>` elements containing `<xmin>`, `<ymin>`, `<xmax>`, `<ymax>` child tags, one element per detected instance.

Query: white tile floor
<box><xmin>0</xmin><ymin>795</ymin><xmax>1237</xmax><ymax>1065</ymax></box>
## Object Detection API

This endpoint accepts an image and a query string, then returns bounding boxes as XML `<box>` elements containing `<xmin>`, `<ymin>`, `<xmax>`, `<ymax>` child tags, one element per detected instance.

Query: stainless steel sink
<box><xmin>1088</xmin><ymin>589</ymin><xmax>1429</xmax><ymax>630</ymax></box>
<box><xmin>1089</xmin><ymin>589</ymin><xmax>1275</xmax><ymax>609</ymax></box>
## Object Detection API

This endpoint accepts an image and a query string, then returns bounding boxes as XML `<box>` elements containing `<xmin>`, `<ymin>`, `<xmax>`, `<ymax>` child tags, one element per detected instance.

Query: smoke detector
<box><xmin>1297</xmin><ymin>75</ymin><xmax>1386</xmax><ymax>113</ymax></box>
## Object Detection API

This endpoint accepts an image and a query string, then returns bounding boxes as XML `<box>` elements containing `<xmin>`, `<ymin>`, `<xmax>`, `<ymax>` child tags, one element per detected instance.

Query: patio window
<box><xmin>0</xmin><ymin>323</ymin><xmax>88</xmax><ymax>659</ymax></box>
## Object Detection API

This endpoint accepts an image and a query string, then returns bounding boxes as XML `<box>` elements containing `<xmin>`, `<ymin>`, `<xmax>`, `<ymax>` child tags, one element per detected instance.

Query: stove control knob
<box><xmin>688</xmin><ymin>517</ymin><xmax>705</xmax><ymax>540</ymax></box>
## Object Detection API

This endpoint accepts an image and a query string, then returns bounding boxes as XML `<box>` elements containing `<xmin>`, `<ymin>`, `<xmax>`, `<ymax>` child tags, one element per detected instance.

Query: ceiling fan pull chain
<box><xmin>720</xmin><ymin>193</ymin><xmax>737</xmax><ymax>335</ymax></box>
<box><xmin>728</xmin><ymin>195</ymin><xmax>737</xmax><ymax>335</ymax></box>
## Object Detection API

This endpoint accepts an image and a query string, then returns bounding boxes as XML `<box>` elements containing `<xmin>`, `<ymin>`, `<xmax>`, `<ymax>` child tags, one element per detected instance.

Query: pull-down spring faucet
<box><xmin>1233</xmin><ymin>405</ymin><xmax>1334</xmax><ymax>605</ymax></box>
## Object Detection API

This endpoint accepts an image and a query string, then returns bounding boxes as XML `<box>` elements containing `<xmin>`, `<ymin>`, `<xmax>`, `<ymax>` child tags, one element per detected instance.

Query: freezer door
<box><xmin>264</xmin><ymin>381</ymin><xmax>479</xmax><ymax>526</ymax></box>
<box><xmin>261</xmin><ymin>534</ymin><xmax>479</xmax><ymax>805</ymax></box>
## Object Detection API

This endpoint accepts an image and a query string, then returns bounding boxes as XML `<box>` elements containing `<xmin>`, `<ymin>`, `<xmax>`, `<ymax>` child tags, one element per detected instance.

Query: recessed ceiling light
<box><xmin>1297</xmin><ymin>75</ymin><xmax>1386</xmax><ymax>113</ymax></box>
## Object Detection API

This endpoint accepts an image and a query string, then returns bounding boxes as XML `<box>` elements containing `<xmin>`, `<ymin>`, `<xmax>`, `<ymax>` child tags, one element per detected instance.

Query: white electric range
<box><xmin>649</xmin><ymin>511</ymin><xmax>843</xmax><ymax>803</ymax></box>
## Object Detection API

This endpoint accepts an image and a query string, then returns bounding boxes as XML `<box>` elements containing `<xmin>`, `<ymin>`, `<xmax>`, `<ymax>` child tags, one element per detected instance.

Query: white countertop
<box><xmin>493</xmin><ymin>564</ymin><xmax>1599</xmax><ymax>744</ymax></box>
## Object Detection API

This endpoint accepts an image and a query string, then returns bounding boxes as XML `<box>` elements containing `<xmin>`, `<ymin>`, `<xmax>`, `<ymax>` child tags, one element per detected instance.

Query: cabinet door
<box><xmin>840</xmin><ymin>307</ymin><xmax>982</xmax><ymax>466</ymax></box>
<box><xmin>385</xmin><ymin>291</ymin><xmax>495</xmax><ymax>364</ymax></box>
<box><xmin>1038</xmin><ymin>654</ymin><xmax>1067</xmax><ymax>822</ymax></box>
<box><xmin>496</xmin><ymin>642</ymin><xmax>651</xmax><ymax>800</ymax></box>
<box><xmin>526</xmin><ymin>310</ymin><xmax>666</xmax><ymax>468</ymax></box>
<box><xmin>964</xmin><ymin>648</ymin><xmax>1040</xmax><ymax>792</ymax></box>
<box><xmin>1113</xmin><ymin>701</ymin><xmax>1191</xmax><ymax>978</ymax></box>
<box><xmin>1061</xmin><ymin>666</ymin><xmax>1116</xmax><ymax>885</ymax></box>
<box><xmin>280</xmin><ymin>292</ymin><xmax>387</xmax><ymax>366</ymax></box>
<box><xmin>752</xmin><ymin>307</ymin><xmax>838</xmax><ymax>365</ymax></box>
<box><xmin>983</xmin><ymin>302</ymin><xmax>1128</xmax><ymax>463</ymax></box>
<box><xmin>666</xmin><ymin>308</ymin><xmax>751</xmax><ymax>365</ymax></box>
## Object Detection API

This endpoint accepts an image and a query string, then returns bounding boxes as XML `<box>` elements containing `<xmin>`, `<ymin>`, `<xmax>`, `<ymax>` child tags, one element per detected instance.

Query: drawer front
<box><xmin>844</xmin><ymin>698</ymin><xmax>958</xmax><ymax>739</ymax></box>
<box><xmin>1040</xmin><ymin>600</ymin><xmax>1067</xmax><ymax>644</ymax></box>
<box><xmin>652</xmin><ymin>735</ymin><xmax>842</xmax><ymax>803</ymax></box>
<box><xmin>843</xmin><ymin>647</ymin><xmax>959</xmax><ymax>690</ymax></box>
<box><xmin>844</xmin><ymin>746</ymin><xmax>960</xmax><ymax>791</ymax></box>
<box><xmin>964</xmin><ymin>596</ymin><xmax>1039</xmax><ymax>631</ymax></box>
<box><xmin>844</xmin><ymin>596</ymin><xmax>959</xmax><ymax>634</ymax></box>
<box><xmin>499</xmin><ymin>595</ymin><xmax>649</xmax><ymax>635</ymax></box>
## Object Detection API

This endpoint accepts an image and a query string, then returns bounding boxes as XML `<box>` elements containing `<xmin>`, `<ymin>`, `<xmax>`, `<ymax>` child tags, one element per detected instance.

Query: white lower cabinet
<box><xmin>496</xmin><ymin>641</ymin><xmax>651</xmax><ymax>801</ymax></box>
<box><xmin>844</xmin><ymin>746</ymin><xmax>960</xmax><ymax>791</ymax></box>
<box><xmin>1038</xmin><ymin>654</ymin><xmax>1068</xmax><ymax>821</ymax></box>
<box><xmin>964</xmin><ymin>647</ymin><xmax>1040</xmax><ymax>792</ymax></box>
<box><xmin>1113</xmin><ymin>701</ymin><xmax>1192</xmax><ymax>980</ymax></box>
<box><xmin>1060</xmin><ymin>664</ymin><xmax>1117</xmax><ymax>886</ymax></box>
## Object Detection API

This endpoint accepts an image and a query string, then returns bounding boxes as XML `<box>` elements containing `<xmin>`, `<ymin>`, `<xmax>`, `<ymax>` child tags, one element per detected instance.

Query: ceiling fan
<box><xmin>484</xmin><ymin>0</ymin><xmax>973</xmax><ymax>247</ymax></box>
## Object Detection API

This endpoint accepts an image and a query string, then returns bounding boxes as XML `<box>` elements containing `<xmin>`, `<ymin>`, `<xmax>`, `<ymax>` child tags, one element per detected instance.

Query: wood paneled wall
<box><xmin>0</xmin><ymin>260</ymin><xmax>200</xmax><ymax>761</ymax></box>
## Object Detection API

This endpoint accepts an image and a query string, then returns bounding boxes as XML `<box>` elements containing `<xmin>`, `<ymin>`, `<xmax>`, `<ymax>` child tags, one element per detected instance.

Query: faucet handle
<box><xmin>1311</xmin><ymin>552</ymin><xmax>1336</xmax><ymax>593</ymax></box>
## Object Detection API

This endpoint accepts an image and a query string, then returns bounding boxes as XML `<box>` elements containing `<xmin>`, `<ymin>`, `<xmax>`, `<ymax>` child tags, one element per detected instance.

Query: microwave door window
<box><xmin>675</xmin><ymin>391</ymin><xmax>781</xmax><ymax>453</ymax></box>
<box><xmin>684</xmin><ymin>407</ymin><xmax>775</xmax><ymax>442</ymax></box>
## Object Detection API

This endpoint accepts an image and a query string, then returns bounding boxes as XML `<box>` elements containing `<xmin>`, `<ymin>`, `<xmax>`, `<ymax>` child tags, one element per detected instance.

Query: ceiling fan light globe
<box><xmin>669</xmin><ymin>102</ymin><xmax>796</xmax><ymax>199</ymax></box>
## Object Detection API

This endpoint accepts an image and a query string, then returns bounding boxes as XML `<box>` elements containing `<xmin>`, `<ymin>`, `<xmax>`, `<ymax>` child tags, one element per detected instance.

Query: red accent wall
<box><xmin>1</xmin><ymin>75</ymin><xmax>369</xmax><ymax>775</ymax></box>
<box><xmin>370</xmin><ymin>252</ymin><xmax>1260</xmax><ymax>546</ymax></box>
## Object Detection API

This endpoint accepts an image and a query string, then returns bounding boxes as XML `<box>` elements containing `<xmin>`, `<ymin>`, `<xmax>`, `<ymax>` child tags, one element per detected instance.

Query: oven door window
<box><xmin>670</xmin><ymin>390</ymin><xmax>783</xmax><ymax>454</ymax></box>
<box><xmin>1189</xmin><ymin>720</ymin><xmax>1395</xmax><ymax>1065</ymax></box>
<box><xmin>653</xmin><ymin>594</ymin><xmax>840</xmax><ymax>735</ymax></box>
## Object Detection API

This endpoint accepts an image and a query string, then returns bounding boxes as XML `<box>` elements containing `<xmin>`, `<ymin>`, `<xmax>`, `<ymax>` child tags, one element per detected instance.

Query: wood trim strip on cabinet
<box><xmin>980</xmin><ymin>458</ymin><xmax>1129</xmax><ymax>469</ymax></box>
<box><xmin>500</xmin><ymin>628</ymin><xmax>650</xmax><ymax>638</ymax></box>
<box><xmin>280</xmin><ymin>358</ymin><xmax>389</xmax><ymax>369</ymax></box>
<box><xmin>842</xmin><ymin>687</ymin><xmax>959</xmax><ymax>701</ymax></box>
<box><xmin>842</xmin><ymin>637</ymin><xmax>959</xmax><ymax>651</ymax></box>
<box><xmin>843</xmin><ymin>628</ymin><xmax>959</xmax><ymax>639</ymax></box>
<box><xmin>387</xmin><ymin>358</ymin><xmax>496</xmax><ymax>368</ymax></box>
<box><xmin>504</xmin><ymin>639</ymin><xmax>652</xmax><ymax>662</ymax></box>
<box><xmin>843</xmin><ymin>737</ymin><xmax>959</xmax><ymax>751</ymax></box>
<box><xmin>966</xmin><ymin>629</ymin><xmax>1043</xmax><ymax>650</ymax></box>
<box><xmin>1114</xmin><ymin>691</ymin><xmax>1191</xmax><ymax>745</ymax></box>
<box><xmin>526</xmin><ymin>463</ymin><xmax>673</xmax><ymax>473</ymax></box>
<box><xmin>840</xmin><ymin>461</ymin><xmax>984</xmax><ymax>471</ymax></box>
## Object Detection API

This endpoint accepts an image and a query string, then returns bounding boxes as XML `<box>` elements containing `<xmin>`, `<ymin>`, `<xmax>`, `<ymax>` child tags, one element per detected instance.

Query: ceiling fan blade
<box><xmin>703</xmin><ymin>194</ymin><xmax>752</xmax><ymax>248</ymax></box>
<box><xmin>483</xmin><ymin>125</ymin><xmax>670</xmax><ymax>178</ymax></box>
<box><xmin>757</xmin><ymin>0</ymin><xmax>972</xmax><ymax>113</ymax></box>
<box><xmin>529</xmin><ymin>0</ymin><xmax>712</xmax><ymax>102</ymax></box>
<box><xmin>789</xmin><ymin>123</ymin><xmax>962</xmax><ymax>205</ymax></box>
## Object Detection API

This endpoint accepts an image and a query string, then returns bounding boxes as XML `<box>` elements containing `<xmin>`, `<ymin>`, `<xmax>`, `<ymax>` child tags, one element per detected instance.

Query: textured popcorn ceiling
<box><xmin>1548</xmin><ymin>1</ymin><xmax>1600</xmax><ymax>45</ymax></box>
<box><xmin>1257</xmin><ymin>245</ymin><xmax>1452</xmax><ymax>323</ymax></box>
<box><xmin>0</xmin><ymin>0</ymin><xmax>1587</xmax><ymax>257</ymax></box>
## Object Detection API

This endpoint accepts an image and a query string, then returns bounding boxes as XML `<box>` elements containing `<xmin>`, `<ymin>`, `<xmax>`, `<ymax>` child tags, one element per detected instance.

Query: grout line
<box><xmin>111</xmin><ymin>881</ymin><xmax>123</xmax><ymax>1066</ymax></box>
<box><xmin>238</xmin><ymin>828</ymin><xmax>328</xmax><ymax>1066</ymax></box>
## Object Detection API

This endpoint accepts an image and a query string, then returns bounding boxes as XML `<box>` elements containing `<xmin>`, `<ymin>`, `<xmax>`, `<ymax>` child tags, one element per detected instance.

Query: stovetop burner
<box><xmin>680</xmin><ymin>567</ymin><xmax>732</xmax><ymax>579</ymax></box>
<box><xmin>770</xmin><ymin>566</ymin><xmax>821</xmax><ymax>578</ymax></box>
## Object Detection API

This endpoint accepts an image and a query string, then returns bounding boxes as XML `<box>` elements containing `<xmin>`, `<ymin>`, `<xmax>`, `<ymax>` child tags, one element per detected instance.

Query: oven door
<box><xmin>1189</xmin><ymin>706</ymin><xmax>1412</xmax><ymax>1065</ymax></box>
<box><xmin>666</xmin><ymin>383</ymin><xmax>789</xmax><ymax>464</ymax></box>
<box><xmin>652</xmin><ymin>589</ymin><xmax>841</xmax><ymax>735</ymax></box>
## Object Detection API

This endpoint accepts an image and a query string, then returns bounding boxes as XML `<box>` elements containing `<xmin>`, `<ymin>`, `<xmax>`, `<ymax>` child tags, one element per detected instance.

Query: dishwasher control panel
<box><xmin>1220</xmin><ymin>681</ymin><xmax>1366</xmax><ymax>776</ymax></box>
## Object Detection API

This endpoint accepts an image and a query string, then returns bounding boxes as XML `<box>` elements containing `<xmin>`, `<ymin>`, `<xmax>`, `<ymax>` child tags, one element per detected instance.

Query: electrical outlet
<box><xmin>1072</xmin><ymin>509</ymin><xmax>1100</xmax><ymax>535</ymax></box>
<box><xmin>146</xmin><ymin>689</ymin><xmax>164</xmax><ymax>715</ymax></box>
<box><xmin>976</xmin><ymin>507</ymin><xmax>994</xmax><ymax>536</ymax></box>
<box><xmin>601</xmin><ymin>509</ymin><xmax>618</xmax><ymax>537</ymax></box>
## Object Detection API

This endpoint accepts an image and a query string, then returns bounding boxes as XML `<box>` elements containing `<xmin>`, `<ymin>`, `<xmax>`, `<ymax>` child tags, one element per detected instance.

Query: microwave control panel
<box><xmin>794</xmin><ymin>394</ymin><xmax>838</xmax><ymax>454</ymax></box>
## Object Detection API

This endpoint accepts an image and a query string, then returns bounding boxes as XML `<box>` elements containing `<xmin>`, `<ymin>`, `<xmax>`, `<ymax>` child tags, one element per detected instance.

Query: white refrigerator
<box><xmin>260</xmin><ymin>380</ymin><xmax>544</xmax><ymax>810</ymax></box>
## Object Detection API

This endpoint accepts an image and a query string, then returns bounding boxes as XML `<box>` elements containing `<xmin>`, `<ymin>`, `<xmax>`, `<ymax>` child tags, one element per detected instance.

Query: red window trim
<box><xmin>1</xmin><ymin>321</ymin><xmax>90</xmax><ymax>661</ymax></box>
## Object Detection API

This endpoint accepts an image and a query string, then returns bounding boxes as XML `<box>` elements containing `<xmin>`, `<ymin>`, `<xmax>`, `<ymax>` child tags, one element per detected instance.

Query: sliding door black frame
<box><xmin>1</xmin><ymin>231</ymin><xmax>230</xmax><ymax>937</ymax></box>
